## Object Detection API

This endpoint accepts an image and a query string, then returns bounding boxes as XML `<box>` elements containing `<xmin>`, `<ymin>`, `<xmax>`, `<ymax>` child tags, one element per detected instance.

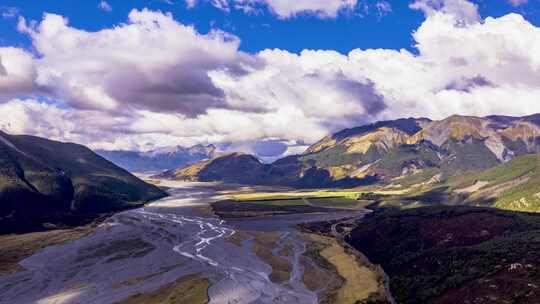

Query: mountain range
<box><xmin>0</xmin><ymin>131</ymin><xmax>166</xmax><ymax>233</ymax></box>
<box><xmin>97</xmin><ymin>144</ymin><xmax>216</xmax><ymax>172</ymax></box>
<box><xmin>167</xmin><ymin>114</ymin><xmax>540</xmax><ymax>189</ymax></box>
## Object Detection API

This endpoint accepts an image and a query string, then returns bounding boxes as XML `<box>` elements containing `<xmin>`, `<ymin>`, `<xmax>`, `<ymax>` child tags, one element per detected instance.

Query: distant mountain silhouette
<box><xmin>97</xmin><ymin>144</ymin><xmax>216</xmax><ymax>172</ymax></box>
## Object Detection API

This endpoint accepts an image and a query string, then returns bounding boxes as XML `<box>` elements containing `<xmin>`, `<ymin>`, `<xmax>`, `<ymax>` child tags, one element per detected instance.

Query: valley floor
<box><xmin>0</xmin><ymin>224</ymin><xmax>96</xmax><ymax>276</ymax></box>
<box><xmin>0</xmin><ymin>180</ymin><xmax>388</xmax><ymax>304</ymax></box>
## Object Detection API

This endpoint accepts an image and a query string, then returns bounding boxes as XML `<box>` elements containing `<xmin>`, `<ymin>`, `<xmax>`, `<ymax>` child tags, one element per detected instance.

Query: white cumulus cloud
<box><xmin>3</xmin><ymin>6</ymin><xmax>540</xmax><ymax>157</ymax></box>
<box><xmin>0</xmin><ymin>47</ymin><xmax>39</xmax><ymax>100</ymax></box>
<box><xmin>18</xmin><ymin>9</ymin><xmax>254</xmax><ymax>115</ymax></box>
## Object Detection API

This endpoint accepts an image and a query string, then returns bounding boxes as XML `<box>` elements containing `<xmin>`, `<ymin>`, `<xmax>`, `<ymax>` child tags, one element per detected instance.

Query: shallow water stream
<box><xmin>0</xmin><ymin>181</ymin><xmax>365</xmax><ymax>304</ymax></box>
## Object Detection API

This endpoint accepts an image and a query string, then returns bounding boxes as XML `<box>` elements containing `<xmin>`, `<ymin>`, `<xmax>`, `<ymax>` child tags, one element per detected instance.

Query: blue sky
<box><xmin>1</xmin><ymin>0</ymin><xmax>538</xmax><ymax>54</ymax></box>
<box><xmin>1</xmin><ymin>0</ymin><xmax>540</xmax><ymax>156</ymax></box>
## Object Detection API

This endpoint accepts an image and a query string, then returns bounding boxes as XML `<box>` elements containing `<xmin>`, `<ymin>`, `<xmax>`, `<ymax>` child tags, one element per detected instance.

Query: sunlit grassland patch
<box><xmin>242</xmin><ymin>199</ymin><xmax>308</xmax><ymax>206</ymax></box>
<box><xmin>231</xmin><ymin>190</ymin><xmax>363</xmax><ymax>202</ymax></box>
<box><xmin>231</xmin><ymin>190</ymin><xmax>372</xmax><ymax>209</ymax></box>
<box><xmin>117</xmin><ymin>273</ymin><xmax>209</xmax><ymax>304</ymax></box>
<box><xmin>303</xmin><ymin>234</ymin><xmax>385</xmax><ymax>303</ymax></box>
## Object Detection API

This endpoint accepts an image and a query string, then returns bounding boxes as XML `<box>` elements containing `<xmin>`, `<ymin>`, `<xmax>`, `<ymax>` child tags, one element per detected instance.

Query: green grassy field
<box><xmin>492</xmin><ymin>176</ymin><xmax>540</xmax><ymax>212</ymax></box>
<box><xmin>242</xmin><ymin>199</ymin><xmax>308</xmax><ymax>206</ymax></box>
<box><xmin>232</xmin><ymin>190</ymin><xmax>370</xmax><ymax>209</ymax></box>
<box><xmin>232</xmin><ymin>190</ymin><xmax>363</xmax><ymax>201</ymax></box>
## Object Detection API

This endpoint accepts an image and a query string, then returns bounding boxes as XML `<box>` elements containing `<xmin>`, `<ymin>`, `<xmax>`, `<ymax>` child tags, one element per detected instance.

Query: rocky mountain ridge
<box><xmin>168</xmin><ymin>113</ymin><xmax>540</xmax><ymax>188</ymax></box>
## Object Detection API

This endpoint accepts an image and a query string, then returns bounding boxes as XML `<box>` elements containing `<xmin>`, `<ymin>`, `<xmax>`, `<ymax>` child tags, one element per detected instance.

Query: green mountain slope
<box><xmin>443</xmin><ymin>153</ymin><xmax>540</xmax><ymax>212</ymax></box>
<box><xmin>161</xmin><ymin>153</ymin><xmax>268</xmax><ymax>185</ymax></box>
<box><xmin>375</xmin><ymin>153</ymin><xmax>540</xmax><ymax>213</ymax></box>
<box><xmin>0</xmin><ymin>131</ymin><xmax>167</xmax><ymax>233</ymax></box>
<box><xmin>164</xmin><ymin>152</ymin><xmax>375</xmax><ymax>188</ymax></box>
